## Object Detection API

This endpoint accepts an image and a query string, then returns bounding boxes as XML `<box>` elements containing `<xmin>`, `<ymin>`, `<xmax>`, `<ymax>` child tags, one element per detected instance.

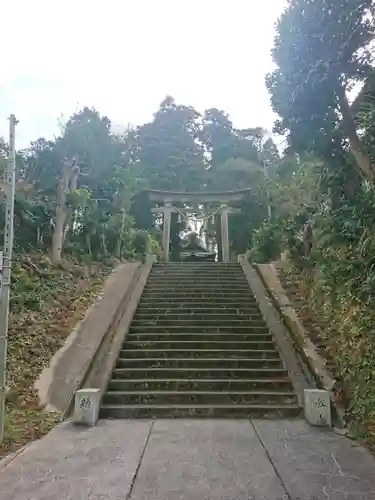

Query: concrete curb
<box><xmin>254</xmin><ymin>261</ymin><xmax>346</xmax><ymax>428</ymax></box>
<box><xmin>58</xmin><ymin>260</ymin><xmax>153</xmax><ymax>421</ymax></box>
<box><xmin>80</xmin><ymin>259</ymin><xmax>154</xmax><ymax>405</ymax></box>
<box><xmin>238</xmin><ymin>256</ymin><xmax>311</xmax><ymax>408</ymax></box>
<box><xmin>0</xmin><ymin>445</ymin><xmax>27</xmax><ymax>472</ymax></box>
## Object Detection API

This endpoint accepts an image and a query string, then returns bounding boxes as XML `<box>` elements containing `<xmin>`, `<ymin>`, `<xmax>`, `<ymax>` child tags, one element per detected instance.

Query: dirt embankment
<box><xmin>1</xmin><ymin>252</ymin><xmax>115</xmax><ymax>457</ymax></box>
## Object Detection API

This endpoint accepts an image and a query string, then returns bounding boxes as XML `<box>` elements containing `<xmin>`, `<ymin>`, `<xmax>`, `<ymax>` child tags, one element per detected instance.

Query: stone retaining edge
<box><xmin>61</xmin><ymin>259</ymin><xmax>153</xmax><ymax>420</ymax></box>
<box><xmin>239</xmin><ymin>256</ymin><xmax>312</xmax><ymax>408</ymax></box>
<box><xmin>78</xmin><ymin>258</ymin><xmax>154</xmax><ymax>408</ymax></box>
<box><xmin>0</xmin><ymin>445</ymin><xmax>27</xmax><ymax>472</ymax></box>
<box><xmin>253</xmin><ymin>261</ymin><xmax>346</xmax><ymax>427</ymax></box>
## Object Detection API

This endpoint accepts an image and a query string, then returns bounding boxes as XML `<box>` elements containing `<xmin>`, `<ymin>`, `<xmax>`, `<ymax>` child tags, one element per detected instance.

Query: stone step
<box><xmin>101</xmin><ymin>262</ymin><xmax>300</xmax><ymax>421</ymax></box>
<box><xmin>152</xmin><ymin>265</ymin><xmax>242</xmax><ymax>269</ymax></box>
<box><xmin>107</xmin><ymin>378</ymin><xmax>295</xmax><ymax>392</ymax></box>
<box><xmin>102</xmin><ymin>390</ymin><xmax>298</xmax><ymax>406</ymax></box>
<box><xmin>153</xmin><ymin>263</ymin><xmax>241</xmax><ymax>267</ymax></box>
<box><xmin>148</xmin><ymin>280</ymin><xmax>247</xmax><ymax>285</ymax></box>
<box><xmin>119</xmin><ymin>349</ymin><xmax>280</xmax><ymax>359</ymax></box>
<box><xmin>112</xmin><ymin>367</ymin><xmax>288</xmax><ymax>379</ymax></box>
<box><xmin>149</xmin><ymin>273</ymin><xmax>246</xmax><ymax>278</ymax></box>
<box><xmin>140</xmin><ymin>294</ymin><xmax>255</xmax><ymax>300</ymax></box>
<box><xmin>148</xmin><ymin>274</ymin><xmax>247</xmax><ymax>279</ymax></box>
<box><xmin>138</xmin><ymin>298</ymin><xmax>259</xmax><ymax>305</ymax></box>
<box><xmin>127</xmin><ymin>333</ymin><xmax>272</xmax><ymax>342</ymax></box>
<box><xmin>135</xmin><ymin>307</ymin><xmax>262</xmax><ymax>315</ymax></box>
<box><xmin>145</xmin><ymin>285</ymin><xmax>251</xmax><ymax>291</ymax></box>
<box><xmin>146</xmin><ymin>280</ymin><xmax>250</xmax><ymax>286</ymax></box>
<box><xmin>141</xmin><ymin>298</ymin><xmax>256</xmax><ymax>305</ymax></box>
<box><xmin>152</xmin><ymin>269</ymin><xmax>242</xmax><ymax>273</ymax></box>
<box><xmin>130</xmin><ymin>323</ymin><xmax>268</xmax><ymax>331</ymax></box>
<box><xmin>125</xmin><ymin>340</ymin><xmax>275</xmax><ymax>350</ymax></box>
<box><xmin>131</xmin><ymin>318</ymin><xmax>266</xmax><ymax>327</ymax></box>
<box><xmin>134</xmin><ymin>313</ymin><xmax>264</xmax><ymax>321</ymax></box>
<box><xmin>147</xmin><ymin>280</ymin><xmax>248</xmax><ymax>286</ymax></box>
<box><xmin>139</xmin><ymin>298</ymin><xmax>257</xmax><ymax>305</ymax></box>
<box><xmin>100</xmin><ymin>403</ymin><xmax>302</xmax><ymax>419</ymax></box>
<box><xmin>147</xmin><ymin>276</ymin><xmax>248</xmax><ymax>281</ymax></box>
<box><xmin>143</xmin><ymin>286</ymin><xmax>252</xmax><ymax>293</ymax></box>
<box><xmin>137</xmin><ymin>304</ymin><xmax>259</xmax><ymax>311</ymax></box>
<box><xmin>145</xmin><ymin>287</ymin><xmax>251</xmax><ymax>292</ymax></box>
<box><xmin>152</xmin><ymin>271</ymin><xmax>244</xmax><ymax>274</ymax></box>
<box><xmin>129</xmin><ymin>325</ymin><xmax>270</xmax><ymax>334</ymax></box>
<box><xmin>116</xmin><ymin>357</ymin><xmax>283</xmax><ymax>369</ymax></box>
<box><xmin>148</xmin><ymin>277</ymin><xmax>247</xmax><ymax>282</ymax></box>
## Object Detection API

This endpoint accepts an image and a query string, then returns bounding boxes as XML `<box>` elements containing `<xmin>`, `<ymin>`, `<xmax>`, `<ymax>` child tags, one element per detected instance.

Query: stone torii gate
<box><xmin>146</xmin><ymin>188</ymin><xmax>251</xmax><ymax>262</ymax></box>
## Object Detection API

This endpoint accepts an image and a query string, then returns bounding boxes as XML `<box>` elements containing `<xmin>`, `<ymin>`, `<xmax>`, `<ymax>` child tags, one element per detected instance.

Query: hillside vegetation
<box><xmin>253</xmin><ymin>0</ymin><xmax>375</xmax><ymax>443</ymax></box>
<box><xmin>2</xmin><ymin>0</ymin><xmax>375</xmax><ymax>451</ymax></box>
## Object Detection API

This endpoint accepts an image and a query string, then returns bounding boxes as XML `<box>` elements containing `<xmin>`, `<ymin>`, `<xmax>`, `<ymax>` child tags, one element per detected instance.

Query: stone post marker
<box><xmin>74</xmin><ymin>388</ymin><xmax>100</xmax><ymax>426</ymax></box>
<box><xmin>304</xmin><ymin>388</ymin><xmax>331</xmax><ymax>427</ymax></box>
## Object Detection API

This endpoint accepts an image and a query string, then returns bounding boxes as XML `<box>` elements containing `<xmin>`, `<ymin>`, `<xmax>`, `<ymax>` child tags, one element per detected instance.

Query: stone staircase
<box><xmin>100</xmin><ymin>262</ymin><xmax>301</xmax><ymax>418</ymax></box>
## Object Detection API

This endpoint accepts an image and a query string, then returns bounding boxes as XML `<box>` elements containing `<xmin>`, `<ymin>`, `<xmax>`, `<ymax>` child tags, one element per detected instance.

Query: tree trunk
<box><xmin>303</xmin><ymin>222</ymin><xmax>313</xmax><ymax>257</ymax></box>
<box><xmin>52</xmin><ymin>206</ymin><xmax>67</xmax><ymax>262</ymax></box>
<box><xmin>63</xmin><ymin>221</ymin><xmax>70</xmax><ymax>244</ymax></box>
<box><xmin>51</xmin><ymin>161</ymin><xmax>70</xmax><ymax>262</ymax></box>
<box><xmin>62</xmin><ymin>162</ymin><xmax>80</xmax><ymax>246</ymax></box>
<box><xmin>115</xmin><ymin>209</ymin><xmax>126</xmax><ymax>259</ymax></box>
<box><xmin>86</xmin><ymin>234</ymin><xmax>92</xmax><ymax>255</ymax></box>
<box><xmin>101</xmin><ymin>231</ymin><xmax>108</xmax><ymax>254</ymax></box>
<box><xmin>337</xmin><ymin>87</ymin><xmax>375</xmax><ymax>182</ymax></box>
<box><xmin>51</xmin><ymin>159</ymin><xmax>80</xmax><ymax>263</ymax></box>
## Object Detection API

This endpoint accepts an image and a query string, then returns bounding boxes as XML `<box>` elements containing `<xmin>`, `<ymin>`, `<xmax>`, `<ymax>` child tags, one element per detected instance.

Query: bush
<box><xmin>249</xmin><ymin>219</ymin><xmax>284</xmax><ymax>263</ymax></box>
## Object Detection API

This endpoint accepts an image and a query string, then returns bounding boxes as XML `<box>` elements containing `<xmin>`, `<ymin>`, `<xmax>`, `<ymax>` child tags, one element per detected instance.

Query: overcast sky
<box><xmin>0</xmin><ymin>0</ymin><xmax>287</xmax><ymax>148</ymax></box>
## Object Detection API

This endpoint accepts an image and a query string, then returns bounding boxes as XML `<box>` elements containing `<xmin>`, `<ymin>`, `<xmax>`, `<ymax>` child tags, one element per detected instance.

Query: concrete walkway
<box><xmin>1</xmin><ymin>420</ymin><xmax>375</xmax><ymax>499</ymax></box>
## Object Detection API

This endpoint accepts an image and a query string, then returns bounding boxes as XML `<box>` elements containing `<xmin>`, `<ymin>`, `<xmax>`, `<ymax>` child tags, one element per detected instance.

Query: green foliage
<box><xmin>310</xmin><ymin>198</ymin><xmax>375</xmax><ymax>438</ymax></box>
<box><xmin>249</xmin><ymin>219</ymin><xmax>284</xmax><ymax>263</ymax></box>
<box><xmin>58</xmin><ymin>107</ymin><xmax>115</xmax><ymax>183</ymax></box>
<box><xmin>2</xmin><ymin>251</ymin><xmax>114</xmax><ymax>455</ymax></box>
<box><xmin>201</xmin><ymin>116</ymin><xmax>270</xmax><ymax>256</ymax></box>
<box><xmin>267</xmin><ymin>0</ymin><xmax>375</xmax><ymax>180</ymax></box>
<box><xmin>130</xmin><ymin>96</ymin><xmax>206</xmax><ymax>192</ymax></box>
<box><xmin>0</xmin><ymin>96</ymin><xmax>274</xmax><ymax>264</ymax></box>
<box><xmin>128</xmin><ymin>230</ymin><xmax>152</xmax><ymax>257</ymax></box>
<box><xmin>269</xmin><ymin>147</ymin><xmax>375</xmax><ymax>439</ymax></box>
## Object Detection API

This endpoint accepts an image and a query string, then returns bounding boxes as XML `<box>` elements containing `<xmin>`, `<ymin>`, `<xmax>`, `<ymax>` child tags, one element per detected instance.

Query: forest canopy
<box><xmin>0</xmin><ymin>98</ymin><xmax>279</xmax><ymax>263</ymax></box>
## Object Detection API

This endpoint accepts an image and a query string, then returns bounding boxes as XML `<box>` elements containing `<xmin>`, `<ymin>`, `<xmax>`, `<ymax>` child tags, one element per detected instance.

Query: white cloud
<box><xmin>0</xmin><ymin>0</ymin><xmax>286</xmax><ymax>146</ymax></box>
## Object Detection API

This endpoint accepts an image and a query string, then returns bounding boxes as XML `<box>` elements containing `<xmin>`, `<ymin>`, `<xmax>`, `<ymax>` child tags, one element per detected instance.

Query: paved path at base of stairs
<box><xmin>1</xmin><ymin>419</ymin><xmax>375</xmax><ymax>499</ymax></box>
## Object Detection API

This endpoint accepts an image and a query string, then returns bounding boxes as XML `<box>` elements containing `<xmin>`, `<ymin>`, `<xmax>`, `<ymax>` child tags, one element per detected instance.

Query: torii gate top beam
<box><xmin>144</xmin><ymin>188</ymin><xmax>251</xmax><ymax>204</ymax></box>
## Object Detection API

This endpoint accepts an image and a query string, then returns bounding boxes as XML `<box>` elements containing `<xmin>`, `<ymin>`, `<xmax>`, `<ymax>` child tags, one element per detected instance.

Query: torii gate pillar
<box><xmin>220</xmin><ymin>205</ymin><xmax>230</xmax><ymax>263</ymax></box>
<box><xmin>162</xmin><ymin>203</ymin><xmax>172</xmax><ymax>262</ymax></box>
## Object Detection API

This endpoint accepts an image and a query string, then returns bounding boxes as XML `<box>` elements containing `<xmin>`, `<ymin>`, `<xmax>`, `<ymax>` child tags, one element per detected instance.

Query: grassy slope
<box><xmin>0</xmin><ymin>252</ymin><xmax>114</xmax><ymax>457</ymax></box>
<box><xmin>278</xmin><ymin>262</ymin><xmax>375</xmax><ymax>448</ymax></box>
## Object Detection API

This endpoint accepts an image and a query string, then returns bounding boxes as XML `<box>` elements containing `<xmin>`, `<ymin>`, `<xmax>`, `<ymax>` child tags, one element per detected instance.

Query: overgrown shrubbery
<box><xmin>248</xmin><ymin>218</ymin><xmax>284</xmax><ymax>263</ymax></box>
<box><xmin>307</xmin><ymin>195</ymin><xmax>375</xmax><ymax>439</ymax></box>
<box><xmin>264</xmin><ymin>0</ymin><xmax>375</xmax><ymax>441</ymax></box>
<box><xmin>271</xmin><ymin>181</ymin><xmax>375</xmax><ymax>441</ymax></box>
